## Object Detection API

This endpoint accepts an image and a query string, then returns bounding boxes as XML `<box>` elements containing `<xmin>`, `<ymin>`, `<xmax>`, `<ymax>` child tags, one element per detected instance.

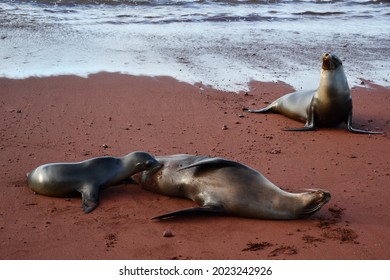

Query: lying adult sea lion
<box><xmin>27</xmin><ymin>151</ymin><xmax>161</xmax><ymax>213</ymax></box>
<box><xmin>245</xmin><ymin>53</ymin><xmax>383</xmax><ymax>134</ymax></box>
<box><xmin>133</xmin><ymin>154</ymin><xmax>330</xmax><ymax>220</ymax></box>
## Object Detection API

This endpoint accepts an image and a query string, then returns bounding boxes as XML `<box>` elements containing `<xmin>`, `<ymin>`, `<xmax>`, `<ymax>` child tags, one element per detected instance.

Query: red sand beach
<box><xmin>0</xmin><ymin>73</ymin><xmax>389</xmax><ymax>260</ymax></box>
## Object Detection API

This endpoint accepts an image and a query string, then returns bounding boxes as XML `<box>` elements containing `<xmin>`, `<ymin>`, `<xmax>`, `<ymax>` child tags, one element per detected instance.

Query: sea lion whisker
<box><xmin>302</xmin><ymin>204</ymin><xmax>322</xmax><ymax>215</ymax></box>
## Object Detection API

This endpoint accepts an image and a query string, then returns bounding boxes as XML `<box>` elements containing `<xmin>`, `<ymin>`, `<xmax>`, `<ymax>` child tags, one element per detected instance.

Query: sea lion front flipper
<box><xmin>283</xmin><ymin>125</ymin><xmax>316</xmax><ymax>132</ymax></box>
<box><xmin>283</xmin><ymin>106</ymin><xmax>316</xmax><ymax>132</ymax></box>
<box><xmin>152</xmin><ymin>205</ymin><xmax>225</xmax><ymax>220</ymax></box>
<box><xmin>80</xmin><ymin>184</ymin><xmax>100</xmax><ymax>213</ymax></box>
<box><xmin>346</xmin><ymin>111</ymin><xmax>384</xmax><ymax>134</ymax></box>
<box><xmin>177</xmin><ymin>158</ymin><xmax>241</xmax><ymax>173</ymax></box>
<box><xmin>283</xmin><ymin>121</ymin><xmax>316</xmax><ymax>131</ymax></box>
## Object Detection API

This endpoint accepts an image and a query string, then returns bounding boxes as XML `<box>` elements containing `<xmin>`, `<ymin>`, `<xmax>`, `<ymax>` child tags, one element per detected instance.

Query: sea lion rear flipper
<box><xmin>80</xmin><ymin>184</ymin><xmax>100</xmax><ymax>214</ymax></box>
<box><xmin>346</xmin><ymin>111</ymin><xmax>384</xmax><ymax>134</ymax></box>
<box><xmin>245</xmin><ymin>105</ymin><xmax>274</xmax><ymax>114</ymax></box>
<box><xmin>152</xmin><ymin>205</ymin><xmax>225</xmax><ymax>220</ymax></box>
<box><xmin>177</xmin><ymin>158</ymin><xmax>241</xmax><ymax>173</ymax></box>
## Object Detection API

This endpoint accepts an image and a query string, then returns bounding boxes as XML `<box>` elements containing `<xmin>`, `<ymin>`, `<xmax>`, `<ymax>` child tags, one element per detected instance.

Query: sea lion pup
<box><xmin>245</xmin><ymin>53</ymin><xmax>383</xmax><ymax>134</ymax></box>
<box><xmin>132</xmin><ymin>154</ymin><xmax>331</xmax><ymax>220</ymax></box>
<box><xmin>27</xmin><ymin>151</ymin><xmax>162</xmax><ymax>213</ymax></box>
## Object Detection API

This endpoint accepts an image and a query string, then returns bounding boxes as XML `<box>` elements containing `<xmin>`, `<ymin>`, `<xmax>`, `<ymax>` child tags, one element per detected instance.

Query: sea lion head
<box><xmin>130</xmin><ymin>152</ymin><xmax>162</xmax><ymax>173</ymax></box>
<box><xmin>299</xmin><ymin>189</ymin><xmax>331</xmax><ymax>216</ymax></box>
<box><xmin>322</xmin><ymin>53</ymin><xmax>343</xmax><ymax>70</ymax></box>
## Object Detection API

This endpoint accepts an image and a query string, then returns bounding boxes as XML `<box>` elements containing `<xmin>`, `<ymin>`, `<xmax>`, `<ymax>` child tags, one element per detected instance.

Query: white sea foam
<box><xmin>0</xmin><ymin>1</ymin><xmax>389</xmax><ymax>91</ymax></box>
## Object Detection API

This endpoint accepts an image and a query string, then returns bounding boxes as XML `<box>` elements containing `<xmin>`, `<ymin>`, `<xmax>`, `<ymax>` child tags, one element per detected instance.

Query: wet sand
<box><xmin>0</xmin><ymin>73</ymin><xmax>389</xmax><ymax>259</ymax></box>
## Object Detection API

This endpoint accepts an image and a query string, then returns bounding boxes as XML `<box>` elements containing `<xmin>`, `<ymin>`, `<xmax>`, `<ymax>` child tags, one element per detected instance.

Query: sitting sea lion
<box><xmin>245</xmin><ymin>53</ymin><xmax>383</xmax><ymax>134</ymax></box>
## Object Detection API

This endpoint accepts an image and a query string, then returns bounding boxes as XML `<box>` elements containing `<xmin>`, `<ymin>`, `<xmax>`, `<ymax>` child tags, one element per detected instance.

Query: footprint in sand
<box><xmin>318</xmin><ymin>204</ymin><xmax>359</xmax><ymax>244</ymax></box>
<box><xmin>268</xmin><ymin>245</ymin><xmax>298</xmax><ymax>257</ymax></box>
<box><xmin>105</xmin><ymin>233</ymin><xmax>118</xmax><ymax>249</ymax></box>
<box><xmin>242</xmin><ymin>242</ymin><xmax>273</xmax><ymax>252</ymax></box>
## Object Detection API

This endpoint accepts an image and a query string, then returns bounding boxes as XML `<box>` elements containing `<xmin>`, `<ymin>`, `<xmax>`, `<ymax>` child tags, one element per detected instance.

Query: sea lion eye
<box><xmin>145</xmin><ymin>160</ymin><xmax>155</xmax><ymax>168</ymax></box>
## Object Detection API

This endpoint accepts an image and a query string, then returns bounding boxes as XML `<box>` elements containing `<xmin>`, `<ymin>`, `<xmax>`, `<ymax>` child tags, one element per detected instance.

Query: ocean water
<box><xmin>0</xmin><ymin>0</ymin><xmax>389</xmax><ymax>91</ymax></box>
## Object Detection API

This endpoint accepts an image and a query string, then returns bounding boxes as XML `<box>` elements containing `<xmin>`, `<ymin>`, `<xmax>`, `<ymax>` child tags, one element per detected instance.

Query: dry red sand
<box><xmin>0</xmin><ymin>73</ymin><xmax>389</xmax><ymax>260</ymax></box>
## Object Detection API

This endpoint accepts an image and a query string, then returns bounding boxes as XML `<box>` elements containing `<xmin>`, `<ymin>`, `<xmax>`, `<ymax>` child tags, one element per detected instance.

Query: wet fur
<box><xmin>133</xmin><ymin>154</ymin><xmax>331</xmax><ymax>220</ymax></box>
<box><xmin>246</xmin><ymin>53</ymin><xmax>383</xmax><ymax>134</ymax></box>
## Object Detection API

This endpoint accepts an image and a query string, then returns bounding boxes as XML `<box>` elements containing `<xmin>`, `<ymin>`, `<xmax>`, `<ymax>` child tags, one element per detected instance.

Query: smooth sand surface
<box><xmin>1</xmin><ymin>73</ymin><xmax>389</xmax><ymax>259</ymax></box>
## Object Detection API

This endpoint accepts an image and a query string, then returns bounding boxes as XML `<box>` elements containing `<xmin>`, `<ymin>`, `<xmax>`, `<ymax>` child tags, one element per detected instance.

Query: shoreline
<box><xmin>2</xmin><ymin>2</ymin><xmax>389</xmax><ymax>93</ymax></box>
<box><xmin>0</xmin><ymin>73</ymin><xmax>389</xmax><ymax>259</ymax></box>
